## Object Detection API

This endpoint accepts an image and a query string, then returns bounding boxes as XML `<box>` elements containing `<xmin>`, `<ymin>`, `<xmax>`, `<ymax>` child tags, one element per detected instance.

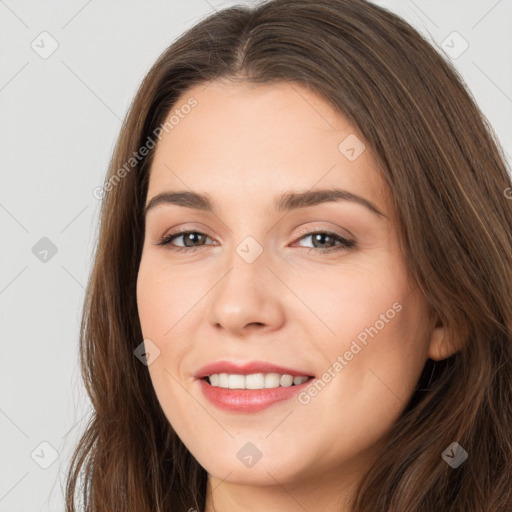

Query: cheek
<box><xmin>325</xmin><ymin>290</ymin><xmax>429</xmax><ymax>424</ymax></box>
<box><xmin>136</xmin><ymin>254</ymin><xmax>210</xmax><ymax>401</ymax></box>
<box><xmin>300</xmin><ymin>262</ymin><xmax>429</xmax><ymax>409</ymax></box>
<box><xmin>136</xmin><ymin>259</ymin><xmax>196</xmax><ymax>423</ymax></box>
<box><xmin>136</xmin><ymin>270</ymin><xmax>168</xmax><ymax>337</ymax></box>
<box><xmin>291</xmin><ymin>261</ymin><xmax>408</xmax><ymax>345</ymax></box>
<box><xmin>136</xmin><ymin>255</ymin><xmax>200</xmax><ymax>339</ymax></box>
<box><xmin>293</xmin><ymin>297</ymin><xmax>429</xmax><ymax>468</ymax></box>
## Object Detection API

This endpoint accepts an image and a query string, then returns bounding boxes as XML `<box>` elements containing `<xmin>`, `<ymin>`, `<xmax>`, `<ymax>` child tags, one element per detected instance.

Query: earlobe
<box><xmin>427</xmin><ymin>314</ymin><xmax>465</xmax><ymax>361</ymax></box>
<box><xmin>427</xmin><ymin>324</ymin><xmax>450</xmax><ymax>361</ymax></box>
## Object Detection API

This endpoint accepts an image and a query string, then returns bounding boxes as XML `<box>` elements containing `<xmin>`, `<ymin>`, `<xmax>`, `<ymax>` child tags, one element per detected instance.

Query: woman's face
<box><xmin>136</xmin><ymin>80</ymin><xmax>447</xmax><ymax>498</ymax></box>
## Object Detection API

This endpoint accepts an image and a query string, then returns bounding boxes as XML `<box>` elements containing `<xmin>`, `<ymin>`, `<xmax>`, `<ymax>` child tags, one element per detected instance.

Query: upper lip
<box><xmin>194</xmin><ymin>360</ymin><xmax>315</xmax><ymax>379</ymax></box>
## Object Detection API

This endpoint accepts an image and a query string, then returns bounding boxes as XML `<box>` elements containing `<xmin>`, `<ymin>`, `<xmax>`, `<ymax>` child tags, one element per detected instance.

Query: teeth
<box><xmin>218</xmin><ymin>373</ymin><xmax>229</xmax><ymax>388</ymax></box>
<box><xmin>280</xmin><ymin>374</ymin><xmax>294</xmax><ymax>387</ymax></box>
<box><xmin>228</xmin><ymin>374</ymin><xmax>245</xmax><ymax>389</ymax></box>
<box><xmin>246</xmin><ymin>373</ymin><xmax>265</xmax><ymax>389</ymax></box>
<box><xmin>207</xmin><ymin>373</ymin><xmax>310</xmax><ymax>389</ymax></box>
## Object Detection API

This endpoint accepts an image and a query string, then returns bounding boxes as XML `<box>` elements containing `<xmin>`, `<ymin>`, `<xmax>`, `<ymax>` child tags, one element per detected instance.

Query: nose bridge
<box><xmin>215</xmin><ymin>242</ymin><xmax>269</xmax><ymax>311</ymax></box>
<box><xmin>207</xmin><ymin>239</ymin><xmax>285</xmax><ymax>333</ymax></box>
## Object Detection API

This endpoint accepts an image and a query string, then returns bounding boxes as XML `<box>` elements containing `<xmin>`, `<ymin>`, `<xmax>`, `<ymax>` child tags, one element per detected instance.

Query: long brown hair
<box><xmin>65</xmin><ymin>0</ymin><xmax>512</xmax><ymax>510</ymax></box>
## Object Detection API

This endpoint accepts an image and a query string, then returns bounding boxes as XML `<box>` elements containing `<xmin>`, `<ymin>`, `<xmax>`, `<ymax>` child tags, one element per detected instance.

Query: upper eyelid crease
<box><xmin>143</xmin><ymin>188</ymin><xmax>386</xmax><ymax>219</ymax></box>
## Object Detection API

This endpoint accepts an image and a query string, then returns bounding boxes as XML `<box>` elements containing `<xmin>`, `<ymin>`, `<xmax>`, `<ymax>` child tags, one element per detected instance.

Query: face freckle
<box><xmin>136</xmin><ymin>79</ymin><xmax>440</xmax><ymax>500</ymax></box>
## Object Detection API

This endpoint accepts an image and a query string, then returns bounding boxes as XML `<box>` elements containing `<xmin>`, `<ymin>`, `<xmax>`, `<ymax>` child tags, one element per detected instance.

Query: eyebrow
<box><xmin>144</xmin><ymin>188</ymin><xmax>386</xmax><ymax>218</ymax></box>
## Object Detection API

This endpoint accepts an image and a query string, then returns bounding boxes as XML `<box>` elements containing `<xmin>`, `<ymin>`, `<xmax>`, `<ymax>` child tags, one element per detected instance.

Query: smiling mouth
<box><xmin>202</xmin><ymin>373</ymin><xmax>314</xmax><ymax>390</ymax></box>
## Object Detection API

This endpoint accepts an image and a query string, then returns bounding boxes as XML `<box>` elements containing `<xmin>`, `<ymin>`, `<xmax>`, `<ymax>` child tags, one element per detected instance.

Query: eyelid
<box><xmin>291</xmin><ymin>224</ymin><xmax>353</xmax><ymax>242</ymax></box>
<box><xmin>157</xmin><ymin>223</ymin><xmax>218</xmax><ymax>242</ymax></box>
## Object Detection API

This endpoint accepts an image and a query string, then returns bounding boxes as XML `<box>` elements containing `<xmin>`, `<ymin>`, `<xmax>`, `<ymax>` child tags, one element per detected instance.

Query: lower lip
<box><xmin>197</xmin><ymin>377</ymin><xmax>313</xmax><ymax>412</ymax></box>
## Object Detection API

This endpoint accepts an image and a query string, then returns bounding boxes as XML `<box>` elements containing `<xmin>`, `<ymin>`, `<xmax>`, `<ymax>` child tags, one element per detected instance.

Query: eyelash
<box><xmin>156</xmin><ymin>228</ymin><xmax>356</xmax><ymax>254</ymax></box>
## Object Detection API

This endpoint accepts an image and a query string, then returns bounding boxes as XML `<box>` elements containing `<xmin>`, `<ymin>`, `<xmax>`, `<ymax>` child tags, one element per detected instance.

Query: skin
<box><xmin>136</xmin><ymin>79</ymin><xmax>455</xmax><ymax>512</ymax></box>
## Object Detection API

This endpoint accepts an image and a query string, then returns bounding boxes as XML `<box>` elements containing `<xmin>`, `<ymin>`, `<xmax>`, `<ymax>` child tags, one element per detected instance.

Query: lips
<box><xmin>193</xmin><ymin>360</ymin><xmax>316</xmax><ymax>412</ymax></box>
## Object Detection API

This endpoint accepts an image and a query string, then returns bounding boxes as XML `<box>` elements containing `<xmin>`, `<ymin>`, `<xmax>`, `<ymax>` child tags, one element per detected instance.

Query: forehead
<box><xmin>147</xmin><ymin>80</ymin><xmax>389</xmax><ymax>215</ymax></box>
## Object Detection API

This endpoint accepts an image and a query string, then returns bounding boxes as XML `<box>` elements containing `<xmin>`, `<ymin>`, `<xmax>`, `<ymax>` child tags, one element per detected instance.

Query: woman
<box><xmin>65</xmin><ymin>0</ymin><xmax>512</xmax><ymax>510</ymax></box>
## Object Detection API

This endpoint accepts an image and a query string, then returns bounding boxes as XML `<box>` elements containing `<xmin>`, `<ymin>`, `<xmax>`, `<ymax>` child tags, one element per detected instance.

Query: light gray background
<box><xmin>1</xmin><ymin>1</ymin><xmax>511</xmax><ymax>510</ymax></box>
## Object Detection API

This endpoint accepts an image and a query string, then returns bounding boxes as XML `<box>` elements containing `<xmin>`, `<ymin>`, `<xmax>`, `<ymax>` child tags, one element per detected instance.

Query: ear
<box><xmin>426</xmin><ymin>312</ymin><xmax>465</xmax><ymax>361</ymax></box>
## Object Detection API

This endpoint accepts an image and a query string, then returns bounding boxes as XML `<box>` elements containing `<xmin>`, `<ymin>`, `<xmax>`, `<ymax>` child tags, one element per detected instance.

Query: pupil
<box><xmin>314</xmin><ymin>233</ymin><xmax>332</xmax><ymax>248</ymax></box>
<box><xmin>185</xmin><ymin>233</ymin><xmax>203</xmax><ymax>247</ymax></box>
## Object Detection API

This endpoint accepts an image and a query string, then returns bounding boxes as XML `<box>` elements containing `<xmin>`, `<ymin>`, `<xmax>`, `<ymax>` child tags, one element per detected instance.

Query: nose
<box><xmin>207</xmin><ymin>253</ymin><xmax>285</xmax><ymax>337</ymax></box>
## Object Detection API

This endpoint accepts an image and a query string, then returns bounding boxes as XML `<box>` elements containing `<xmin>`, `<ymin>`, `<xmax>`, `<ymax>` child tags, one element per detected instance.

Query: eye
<box><xmin>156</xmin><ymin>231</ymin><xmax>216</xmax><ymax>253</ymax></box>
<box><xmin>291</xmin><ymin>228</ymin><xmax>356</xmax><ymax>253</ymax></box>
<box><xmin>156</xmin><ymin>228</ymin><xmax>355</xmax><ymax>254</ymax></box>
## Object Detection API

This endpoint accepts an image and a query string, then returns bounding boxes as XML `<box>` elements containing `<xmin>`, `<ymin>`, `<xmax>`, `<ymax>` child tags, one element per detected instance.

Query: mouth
<box><xmin>194</xmin><ymin>361</ymin><xmax>316</xmax><ymax>412</ymax></box>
